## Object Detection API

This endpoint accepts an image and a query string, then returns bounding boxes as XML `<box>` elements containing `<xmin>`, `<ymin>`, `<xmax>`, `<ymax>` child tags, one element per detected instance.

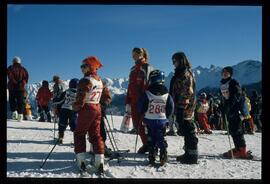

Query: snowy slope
<box><xmin>7</xmin><ymin>116</ymin><xmax>261</xmax><ymax>179</ymax></box>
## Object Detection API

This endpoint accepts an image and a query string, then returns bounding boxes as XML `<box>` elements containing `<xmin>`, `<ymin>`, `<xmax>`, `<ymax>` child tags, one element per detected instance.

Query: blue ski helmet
<box><xmin>149</xmin><ymin>70</ymin><xmax>165</xmax><ymax>85</ymax></box>
<box><xmin>69</xmin><ymin>78</ymin><xmax>79</xmax><ymax>89</ymax></box>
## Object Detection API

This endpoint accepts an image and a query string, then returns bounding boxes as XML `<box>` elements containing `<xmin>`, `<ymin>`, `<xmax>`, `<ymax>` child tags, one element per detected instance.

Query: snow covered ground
<box><xmin>7</xmin><ymin>116</ymin><xmax>261</xmax><ymax>179</ymax></box>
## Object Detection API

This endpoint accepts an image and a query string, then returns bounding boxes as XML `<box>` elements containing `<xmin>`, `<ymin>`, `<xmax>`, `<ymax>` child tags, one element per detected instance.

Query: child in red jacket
<box><xmin>36</xmin><ymin>80</ymin><xmax>53</xmax><ymax>122</ymax></box>
<box><xmin>72</xmin><ymin>56</ymin><xmax>108</xmax><ymax>174</ymax></box>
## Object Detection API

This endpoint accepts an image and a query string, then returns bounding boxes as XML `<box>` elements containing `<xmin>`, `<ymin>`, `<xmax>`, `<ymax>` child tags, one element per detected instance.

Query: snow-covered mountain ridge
<box><xmin>19</xmin><ymin>60</ymin><xmax>260</xmax><ymax>116</ymax></box>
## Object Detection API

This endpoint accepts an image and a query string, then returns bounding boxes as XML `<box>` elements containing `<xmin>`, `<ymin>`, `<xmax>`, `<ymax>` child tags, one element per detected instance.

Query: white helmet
<box><xmin>13</xmin><ymin>56</ymin><xmax>21</xmax><ymax>64</ymax></box>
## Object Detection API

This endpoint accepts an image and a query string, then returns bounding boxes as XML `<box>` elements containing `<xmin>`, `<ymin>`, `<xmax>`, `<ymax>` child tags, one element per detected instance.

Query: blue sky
<box><xmin>7</xmin><ymin>5</ymin><xmax>262</xmax><ymax>84</ymax></box>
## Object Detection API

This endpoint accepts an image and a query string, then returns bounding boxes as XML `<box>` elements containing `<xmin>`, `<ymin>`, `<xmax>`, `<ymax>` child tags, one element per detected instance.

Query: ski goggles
<box><xmin>80</xmin><ymin>64</ymin><xmax>88</xmax><ymax>68</ymax></box>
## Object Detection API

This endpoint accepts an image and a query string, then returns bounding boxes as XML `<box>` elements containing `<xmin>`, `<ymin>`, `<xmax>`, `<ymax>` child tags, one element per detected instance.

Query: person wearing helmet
<box><xmin>125</xmin><ymin>47</ymin><xmax>154</xmax><ymax>154</ymax></box>
<box><xmin>195</xmin><ymin>92</ymin><xmax>212</xmax><ymax>134</ymax></box>
<box><xmin>36</xmin><ymin>80</ymin><xmax>53</xmax><ymax>122</ymax></box>
<box><xmin>170</xmin><ymin>51</ymin><xmax>198</xmax><ymax>164</ymax></box>
<box><xmin>7</xmin><ymin>56</ymin><xmax>29</xmax><ymax>121</ymax></box>
<box><xmin>138</xmin><ymin>70</ymin><xmax>174</xmax><ymax>166</ymax></box>
<box><xmin>72</xmin><ymin>56</ymin><xmax>109</xmax><ymax>173</ymax></box>
<box><xmin>56</xmin><ymin>78</ymin><xmax>80</xmax><ymax>144</ymax></box>
<box><xmin>220</xmin><ymin>66</ymin><xmax>253</xmax><ymax>159</ymax></box>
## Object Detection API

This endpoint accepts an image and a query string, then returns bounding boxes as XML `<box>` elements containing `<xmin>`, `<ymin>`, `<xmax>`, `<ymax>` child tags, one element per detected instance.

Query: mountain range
<box><xmin>7</xmin><ymin>60</ymin><xmax>261</xmax><ymax>116</ymax></box>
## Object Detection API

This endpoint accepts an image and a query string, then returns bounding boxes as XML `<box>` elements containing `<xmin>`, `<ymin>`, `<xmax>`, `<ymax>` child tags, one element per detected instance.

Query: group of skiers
<box><xmin>7</xmin><ymin>49</ymin><xmax>262</xmax><ymax>174</ymax></box>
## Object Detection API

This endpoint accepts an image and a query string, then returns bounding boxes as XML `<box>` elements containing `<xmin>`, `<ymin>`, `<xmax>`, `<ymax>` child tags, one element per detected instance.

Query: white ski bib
<box><xmin>84</xmin><ymin>76</ymin><xmax>103</xmax><ymax>104</ymax></box>
<box><xmin>62</xmin><ymin>89</ymin><xmax>77</xmax><ymax>110</ymax></box>
<box><xmin>197</xmin><ymin>101</ymin><xmax>209</xmax><ymax>113</ymax></box>
<box><xmin>220</xmin><ymin>80</ymin><xmax>230</xmax><ymax>100</ymax></box>
<box><xmin>145</xmin><ymin>91</ymin><xmax>168</xmax><ymax>120</ymax></box>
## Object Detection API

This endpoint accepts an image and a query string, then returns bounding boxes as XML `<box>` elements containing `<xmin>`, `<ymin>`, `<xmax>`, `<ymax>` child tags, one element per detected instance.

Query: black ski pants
<box><xmin>58</xmin><ymin>108</ymin><xmax>77</xmax><ymax>132</ymax></box>
<box><xmin>176</xmin><ymin>108</ymin><xmax>198</xmax><ymax>151</ymax></box>
<box><xmin>38</xmin><ymin>105</ymin><xmax>51</xmax><ymax>122</ymax></box>
<box><xmin>8</xmin><ymin>89</ymin><xmax>25</xmax><ymax>114</ymax></box>
<box><xmin>227</xmin><ymin>114</ymin><xmax>246</xmax><ymax>148</ymax></box>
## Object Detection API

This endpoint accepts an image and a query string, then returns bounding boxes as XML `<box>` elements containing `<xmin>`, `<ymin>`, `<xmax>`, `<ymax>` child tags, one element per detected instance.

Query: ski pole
<box><xmin>40</xmin><ymin>139</ymin><xmax>59</xmax><ymax>168</ymax></box>
<box><xmin>109</xmin><ymin>111</ymin><xmax>115</xmax><ymax>130</ymax></box>
<box><xmin>103</xmin><ymin>117</ymin><xmax>117</xmax><ymax>152</ymax></box>
<box><xmin>134</xmin><ymin>129</ymin><xmax>139</xmax><ymax>160</ymax></box>
<box><xmin>104</xmin><ymin>115</ymin><xmax>119</xmax><ymax>151</ymax></box>
<box><xmin>108</xmin><ymin>104</ymin><xmax>115</xmax><ymax>129</ymax></box>
<box><xmin>224</xmin><ymin>113</ymin><xmax>234</xmax><ymax>159</ymax></box>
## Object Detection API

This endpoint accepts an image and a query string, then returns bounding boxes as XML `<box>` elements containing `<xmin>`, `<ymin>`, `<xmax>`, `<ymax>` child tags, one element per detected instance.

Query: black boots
<box><xmin>104</xmin><ymin>146</ymin><xmax>112</xmax><ymax>158</ymax></box>
<box><xmin>148</xmin><ymin>147</ymin><xmax>167</xmax><ymax>166</ymax></box>
<box><xmin>176</xmin><ymin>150</ymin><xmax>198</xmax><ymax>164</ymax></box>
<box><xmin>159</xmin><ymin>149</ymin><xmax>168</xmax><ymax>166</ymax></box>
<box><xmin>148</xmin><ymin>147</ymin><xmax>158</xmax><ymax>165</ymax></box>
<box><xmin>58</xmin><ymin>132</ymin><xmax>64</xmax><ymax>144</ymax></box>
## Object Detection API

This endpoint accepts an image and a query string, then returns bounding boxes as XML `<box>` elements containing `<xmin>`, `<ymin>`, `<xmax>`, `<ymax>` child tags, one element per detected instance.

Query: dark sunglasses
<box><xmin>80</xmin><ymin>64</ymin><xmax>88</xmax><ymax>68</ymax></box>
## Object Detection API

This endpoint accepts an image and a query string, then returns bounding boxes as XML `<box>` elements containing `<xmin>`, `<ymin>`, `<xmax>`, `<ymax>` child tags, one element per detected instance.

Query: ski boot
<box><xmin>104</xmin><ymin>146</ymin><xmax>112</xmax><ymax>158</ymax></box>
<box><xmin>160</xmin><ymin>149</ymin><xmax>168</xmax><ymax>166</ymax></box>
<box><xmin>176</xmin><ymin>149</ymin><xmax>198</xmax><ymax>164</ymax></box>
<box><xmin>137</xmin><ymin>144</ymin><xmax>149</xmax><ymax>154</ymax></box>
<box><xmin>76</xmin><ymin>152</ymin><xmax>88</xmax><ymax>172</ymax></box>
<box><xmin>148</xmin><ymin>147</ymin><xmax>157</xmax><ymax>165</ymax></box>
<box><xmin>17</xmin><ymin>114</ymin><xmax>23</xmax><ymax>122</ymax></box>
<box><xmin>223</xmin><ymin>147</ymin><xmax>251</xmax><ymax>159</ymax></box>
<box><xmin>12</xmin><ymin>111</ymin><xmax>18</xmax><ymax>120</ymax></box>
<box><xmin>58</xmin><ymin>132</ymin><xmax>64</xmax><ymax>144</ymax></box>
<box><xmin>86</xmin><ymin>154</ymin><xmax>105</xmax><ymax>174</ymax></box>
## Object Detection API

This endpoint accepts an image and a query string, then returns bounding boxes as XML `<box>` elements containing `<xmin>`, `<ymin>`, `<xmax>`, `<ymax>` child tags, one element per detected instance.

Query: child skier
<box><xmin>72</xmin><ymin>56</ymin><xmax>107</xmax><ymax>174</ymax></box>
<box><xmin>57</xmin><ymin>78</ymin><xmax>79</xmax><ymax>144</ymax></box>
<box><xmin>196</xmin><ymin>92</ymin><xmax>212</xmax><ymax>134</ymax></box>
<box><xmin>220</xmin><ymin>66</ymin><xmax>253</xmax><ymax>159</ymax></box>
<box><xmin>36</xmin><ymin>80</ymin><xmax>53</xmax><ymax>122</ymax></box>
<box><xmin>242</xmin><ymin>88</ymin><xmax>255</xmax><ymax>134</ymax></box>
<box><xmin>138</xmin><ymin>70</ymin><xmax>174</xmax><ymax>166</ymax></box>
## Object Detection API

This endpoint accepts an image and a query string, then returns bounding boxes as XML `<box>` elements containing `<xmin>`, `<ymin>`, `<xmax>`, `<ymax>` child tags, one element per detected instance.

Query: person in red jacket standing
<box><xmin>7</xmin><ymin>56</ymin><xmax>29</xmax><ymax>121</ymax></box>
<box><xmin>36</xmin><ymin>80</ymin><xmax>53</xmax><ymax>122</ymax></box>
<box><xmin>72</xmin><ymin>56</ymin><xmax>109</xmax><ymax>173</ymax></box>
<box><xmin>125</xmin><ymin>47</ymin><xmax>154</xmax><ymax>154</ymax></box>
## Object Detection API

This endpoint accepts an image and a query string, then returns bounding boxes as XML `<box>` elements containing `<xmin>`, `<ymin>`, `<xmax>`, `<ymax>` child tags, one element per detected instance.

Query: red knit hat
<box><xmin>82</xmin><ymin>56</ymin><xmax>103</xmax><ymax>69</ymax></box>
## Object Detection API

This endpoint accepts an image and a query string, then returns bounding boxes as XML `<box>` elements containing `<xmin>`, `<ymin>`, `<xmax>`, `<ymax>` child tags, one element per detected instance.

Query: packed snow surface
<box><xmin>7</xmin><ymin>116</ymin><xmax>261</xmax><ymax>179</ymax></box>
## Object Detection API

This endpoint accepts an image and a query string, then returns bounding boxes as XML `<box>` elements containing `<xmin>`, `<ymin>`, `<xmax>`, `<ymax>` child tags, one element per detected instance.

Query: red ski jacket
<box><xmin>125</xmin><ymin>60</ymin><xmax>154</xmax><ymax>105</ymax></box>
<box><xmin>7</xmin><ymin>63</ymin><xmax>29</xmax><ymax>91</ymax></box>
<box><xmin>36</xmin><ymin>86</ymin><xmax>53</xmax><ymax>106</ymax></box>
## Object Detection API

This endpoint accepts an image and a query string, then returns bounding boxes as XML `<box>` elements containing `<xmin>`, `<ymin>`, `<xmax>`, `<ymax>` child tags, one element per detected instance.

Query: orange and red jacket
<box><xmin>36</xmin><ymin>86</ymin><xmax>53</xmax><ymax>106</ymax></box>
<box><xmin>125</xmin><ymin>60</ymin><xmax>154</xmax><ymax>105</ymax></box>
<box><xmin>7</xmin><ymin>63</ymin><xmax>29</xmax><ymax>91</ymax></box>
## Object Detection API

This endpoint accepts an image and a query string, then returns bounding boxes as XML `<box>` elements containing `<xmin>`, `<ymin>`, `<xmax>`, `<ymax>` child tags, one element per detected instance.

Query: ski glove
<box><xmin>125</xmin><ymin>104</ymin><xmax>131</xmax><ymax>115</ymax></box>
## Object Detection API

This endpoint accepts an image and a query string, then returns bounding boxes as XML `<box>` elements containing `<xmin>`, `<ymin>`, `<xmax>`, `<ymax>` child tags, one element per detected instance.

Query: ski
<box><xmin>199</xmin><ymin>152</ymin><xmax>261</xmax><ymax>162</ymax></box>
